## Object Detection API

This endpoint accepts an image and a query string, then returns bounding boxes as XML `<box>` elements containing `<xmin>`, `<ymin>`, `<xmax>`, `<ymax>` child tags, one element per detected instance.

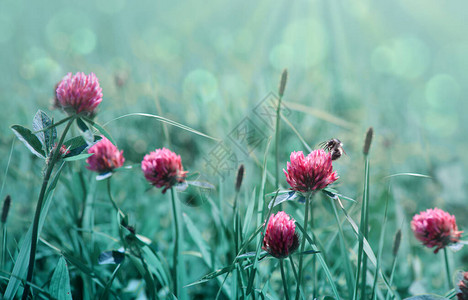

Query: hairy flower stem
<box><xmin>106</xmin><ymin>179</ymin><xmax>125</xmax><ymax>219</ymax></box>
<box><xmin>22</xmin><ymin>117</ymin><xmax>75</xmax><ymax>300</ymax></box>
<box><xmin>295</xmin><ymin>192</ymin><xmax>313</xmax><ymax>300</ymax></box>
<box><xmin>280</xmin><ymin>259</ymin><xmax>290</xmax><ymax>300</ymax></box>
<box><xmin>443</xmin><ymin>248</ymin><xmax>451</xmax><ymax>289</ymax></box>
<box><xmin>170</xmin><ymin>188</ymin><xmax>180</xmax><ymax>298</ymax></box>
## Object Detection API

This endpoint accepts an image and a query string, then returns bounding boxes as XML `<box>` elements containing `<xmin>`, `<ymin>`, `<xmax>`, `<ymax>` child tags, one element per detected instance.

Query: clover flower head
<box><xmin>262</xmin><ymin>211</ymin><xmax>299</xmax><ymax>258</ymax></box>
<box><xmin>411</xmin><ymin>208</ymin><xmax>462</xmax><ymax>254</ymax></box>
<box><xmin>141</xmin><ymin>148</ymin><xmax>187</xmax><ymax>193</ymax></box>
<box><xmin>86</xmin><ymin>137</ymin><xmax>125</xmax><ymax>173</ymax></box>
<box><xmin>56</xmin><ymin>72</ymin><xmax>103</xmax><ymax>115</ymax></box>
<box><xmin>284</xmin><ymin>149</ymin><xmax>338</xmax><ymax>193</ymax></box>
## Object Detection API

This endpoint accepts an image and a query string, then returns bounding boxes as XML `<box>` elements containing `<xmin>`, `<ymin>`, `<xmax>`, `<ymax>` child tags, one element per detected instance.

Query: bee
<box><xmin>319</xmin><ymin>138</ymin><xmax>346</xmax><ymax>161</ymax></box>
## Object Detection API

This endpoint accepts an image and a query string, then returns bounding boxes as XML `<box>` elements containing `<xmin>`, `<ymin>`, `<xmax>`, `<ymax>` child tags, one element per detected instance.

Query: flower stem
<box><xmin>106</xmin><ymin>178</ymin><xmax>125</xmax><ymax>219</ymax></box>
<box><xmin>295</xmin><ymin>192</ymin><xmax>312</xmax><ymax>300</ymax></box>
<box><xmin>443</xmin><ymin>248</ymin><xmax>451</xmax><ymax>289</ymax></box>
<box><xmin>22</xmin><ymin>117</ymin><xmax>75</xmax><ymax>300</ymax></box>
<box><xmin>170</xmin><ymin>188</ymin><xmax>180</xmax><ymax>298</ymax></box>
<box><xmin>280</xmin><ymin>259</ymin><xmax>290</xmax><ymax>300</ymax></box>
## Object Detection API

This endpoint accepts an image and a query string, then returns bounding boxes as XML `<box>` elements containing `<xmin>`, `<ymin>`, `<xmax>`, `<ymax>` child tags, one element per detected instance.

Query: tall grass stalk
<box><xmin>295</xmin><ymin>192</ymin><xmax>313</xmax><ymax>300</ymax></box>
<box><xmin>385</xmin><ymin>230</ymin><xmax>401</xmax><ymax>300</ymax></box>
<box><xmin>1</xmin><ymin>195</ymin><xmax>11</xmax><ymax>269</ymax></box>
<box><xmin>245</xmin><ymin>190</ymin><xmax>277</xmax><ymax>296</ymax></box>
<box><xmin>371</xmin><ymin>186</ymin><xmax>390</xmax><ymax>300</ymax></box>
<box><xmin>232</xmin><ymin>185</ymin><xmax>241</xmax><ymax>298</ymax></box>
<box><xmin>1</xmin><ymin>225</ymin><xmax>6</xmax><ymax>269</ymax></box>
<box><xmin>331</xmin><ymin>199</ymin><xmax>355</xmax><ymax>294</ymax></box>
<box><xmin>354</xmin><ymin>127</ymin><xmax>373</xmax><ymax>300</ymax></box>
<box><xmin>245</xmin><ymin>138</ymin><xmax>272</xmax><ymax>297</ymax></box>
<box><xmin>22</xmin><ymin>116</ymin><xmax>75</xmax><ymax>300</ymax></box>
<box><xmin>275</xmin><ymin>69</ymin><xmax>288</xmax><ymax>191</ymax></box>
<box><xmin>359</xmin><ymin>158</ymin><xmax>370</xmax><ymax>300</ymax></box>
<box><xmin>170</xmin><ymin>187</ymin><xmax>181</xmax><ymax>298</ymax></box>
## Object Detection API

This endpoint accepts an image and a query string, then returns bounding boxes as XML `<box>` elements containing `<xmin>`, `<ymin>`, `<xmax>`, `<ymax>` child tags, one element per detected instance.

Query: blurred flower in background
<box><xmin>458</xmin><ymin>271</ymin><xmax>468</xmax><ymax>300</ymax></box>
<box><xmin>411</xmin><ymin>208</ymin><xmax>462</xmax><ymax>254</ymax></box>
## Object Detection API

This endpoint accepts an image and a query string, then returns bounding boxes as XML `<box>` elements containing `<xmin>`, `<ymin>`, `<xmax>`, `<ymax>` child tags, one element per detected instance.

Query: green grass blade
<box><xmin>284</xmin><ymin>102</ymin><xmax>357</xmax><ymax>130</ymax></box>
<box><xmin>81</xmin><ymin>117</ymin><xmax>116</xmax><ymax>145</ymax></box>
<box><xmin>331</xmin><ymin>198</ymin><xmax>355</xmax><ymax>295</ymax></box>
<box><xmin>383</xmin><ymin>173</ymin><xmax>431</xmax><ymax>179</ymax></box>
<box><xmin>360</xmin><ymin>159</ymin><xmax>370</xmax><ymax>300</ymax></box>
<box><xmin>49</xmin><ymin>256</ymin><xmax>72</xmax><ymax>300</ymax></box>
<box><xmin>295</xmin><ymin>222</ymin><xmax>341</xmax><ymax>299</ymax></box>
<box><xmin>242</xmin><ymin>188</ymin><xmax>256</xmax><ymax>237</ymax></box>
<box><xmin>142</xmin><ymin>246</ymin><xmax>170</xmax><ymax>287</ymax></box>
<box><xmin>335</xmin><ymin>197</ymin><xmax>399</xmax><ymax>299</ymax></box>
<box><xmin>183</xmin><ymin>213</ymin><xmax>212</xmax><ymax>267</ymax></box>
<box><xmin>3</xmin><ymin>162</ymin><xmax>65</xmax><ymax>299</ymax></box>
<box><xmin>101</xmin><ymin>113</ymin><xmax>220</xmax><ymax>141</ymax></box>
<box><xmin>99</xmin><ymin>263</ymin><xmax>122</xmax><ymax>300</ymax></box>
<box><xmin>371</xmin><ymin>185</ymin><xmax>390</xmax><ymax>299</ymax></box>
<box><xmin>280</xmin><ymin>115</ymin><xmax>312</xmax><ymax>153</ymax></box>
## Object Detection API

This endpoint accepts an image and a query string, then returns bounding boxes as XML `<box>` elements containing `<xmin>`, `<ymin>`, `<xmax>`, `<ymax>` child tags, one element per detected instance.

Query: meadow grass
<box><xmin>1</xmin><ymin>1</ymin><xmax>467</xmax><ymax>299</ymax></box>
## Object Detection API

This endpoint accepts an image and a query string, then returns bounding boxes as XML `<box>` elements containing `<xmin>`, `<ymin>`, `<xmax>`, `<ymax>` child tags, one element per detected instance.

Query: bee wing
<box><xmin>318</xmin><ymin>140</ymin><xmax>330</xmax><ymax>150</ymax></box>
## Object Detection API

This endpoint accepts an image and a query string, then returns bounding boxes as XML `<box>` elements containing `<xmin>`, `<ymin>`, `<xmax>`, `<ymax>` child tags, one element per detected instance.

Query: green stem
<box><xmin>245</xmin><ymin>190</ymin><xmax>278</xmax><ymax>296</ymax></box>
<box><xmin>233</xmin><ymin>193</ymin><xmax>239</xmax><ymax>255</ymax></box>
<box><xmin>289</xmin><ymin>256</ymin><xmax>305</xmax><ymax>299</ymax></box>
<box><xmin>295</xmin><ymin>192</ymin><xmax>312</xmax><ymax>300</ymax></box>
<box><xmin>233</xmin><ymin>191</ymin><xmax>242</xmax><ymax>299</ymax></box>
<box><xmin>275</xmin><ymin>94</ymin><xmax>283</xmax><ymax>190</ymax></box>
<box><xmin>280</xmin><ymin>259</ymin><xmax>290</xmax><ymax>300</ymax></box>
<box><xmin>354</xmin><ymin>158</ymin><xmax>370</xmax><ymax>300</ymax></box>
<box><xmin>289</xmin><ymin>256</ymin><xmax>298</xmax><ymax>282</ymax></box>
<box><xmin>99</xmin><ymin>263</ymin><xmax>122</xmax><ymax>300</ymax></box>
<box><xmin>443</xmin><ymin>248</ymin><xmax>451</xmax><ymax>289</ymax></box>
<box><xmin>22</xmin><ymin>117</ymin><xmax>75</xmax><ymax>300</ymax></box>
<box><xmin>170</xmin><ymin>188</ymin><xmax>180</xmax><ymax>298</ymax></box>
<box><xmin>1</xmin><ymin>224</ymin><xmax>6</xmax><ymax>269</ymax></box>
<box><xmin>360</xmin><ymin>159</ymin><xmax>370</xmax><ymax>300</ymax></box>
<box><xmin>106</xmin><ymin>178</ymin><xmax>125</xmax><ymax>219</ymax></box>
<box><xmin>385</xmin><ymin>255</ymin><xmax>398</xmax><ymax>300</ymax></box>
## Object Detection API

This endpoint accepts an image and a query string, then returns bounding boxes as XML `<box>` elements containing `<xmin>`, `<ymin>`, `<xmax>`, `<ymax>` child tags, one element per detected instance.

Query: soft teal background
<box><xmin>1</xmin><ymin>0</ymin><xmax>467</xmax><ymax>296</ymax></box>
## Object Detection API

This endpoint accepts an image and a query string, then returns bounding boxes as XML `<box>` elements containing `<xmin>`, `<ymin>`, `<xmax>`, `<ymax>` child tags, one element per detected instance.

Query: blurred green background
<box><xmin>1</xmin><ymin>0</ymin><xmax>467</xmax><ymax>296</ymax></box>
